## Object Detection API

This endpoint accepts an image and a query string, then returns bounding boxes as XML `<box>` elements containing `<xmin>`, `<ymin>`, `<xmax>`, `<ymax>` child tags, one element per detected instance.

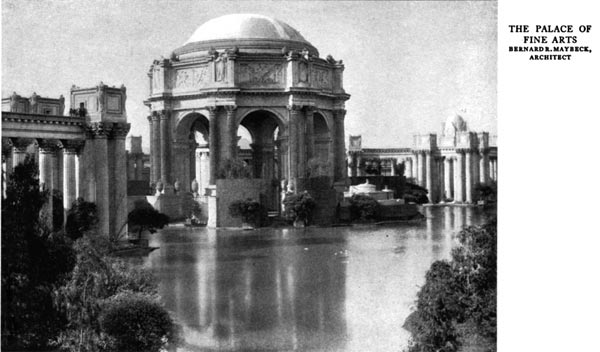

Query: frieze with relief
<box><xmin>311</xmin><ymin>67</ymin><xmax>331</xmax><ymax>89</ymax></box>
<box><xmin>239</xmin><ymin>63</ymin><xmax>284</xmax><ymax>85</ymax></box>
<box><xmin>174</xmin><ymin>66</ymin><xmax>209</xmax><ymax>90</ymax></box>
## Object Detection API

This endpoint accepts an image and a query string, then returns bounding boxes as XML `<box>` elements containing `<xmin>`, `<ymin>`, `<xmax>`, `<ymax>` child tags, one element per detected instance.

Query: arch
<box><xmin>236</xmin><ymin>107</ymin><xmax>287</xmax><ymax>135</ymax></box>
<box><xmin>312</xmin><ymin>112</ymin><xmax>333</xmax><ymax>165</ymax></box>
<box><xmin>175</xmin><ymin>111</ymin><xmax>210</xmax><ymax>142</ymax></box>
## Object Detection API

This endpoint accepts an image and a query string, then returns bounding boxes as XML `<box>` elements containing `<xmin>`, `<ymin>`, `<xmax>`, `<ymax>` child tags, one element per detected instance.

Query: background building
<box><xmin>347</xmin><ymin>114</ymin><xmax>497</xmax><ymax>203</ymax></box>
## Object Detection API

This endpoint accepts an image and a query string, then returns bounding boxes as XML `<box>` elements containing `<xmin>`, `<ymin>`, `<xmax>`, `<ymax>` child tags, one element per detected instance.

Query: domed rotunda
<box><xmin>145</xmin><ymin>14</ymin><xmax>349</xmax><ymax>226</ymax></box>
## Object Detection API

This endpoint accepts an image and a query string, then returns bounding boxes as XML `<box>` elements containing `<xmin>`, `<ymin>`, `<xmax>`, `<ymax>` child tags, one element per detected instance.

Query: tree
<box><xmin>1</xmin><ymin>156</ymin><xmax>76</xmax><ymax>350</ymax></box>
<box><xmin>404</xmin><ymin>220</ymin><xmax>497</xmax><ymax>352</ymax></box>
<box><xmin>65</xmin><ymin>198</ymin><xmax>98</xmax><ymax>240</ymax></box>
<box><xmin>127</xmin><ymin>200</ymin><xmax>169</xmax><ymax>240</ymax></box>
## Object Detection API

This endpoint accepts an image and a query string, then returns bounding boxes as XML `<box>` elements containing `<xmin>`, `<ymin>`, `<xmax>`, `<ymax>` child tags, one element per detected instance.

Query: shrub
<box><xmin>100</xmin><ymin>292</ymin><xmax>176</xmax><ymax>352</ymax></box>
<box><xmin>128</xmin><ymin>200</ymin><xmax>169</xmax><ymax>240</ymax></box>
<box><xmin>283</xmin><ymin>191</ymin><xmax>316</xmax><ymax>225</ymax></box>
<box><xmin>229</xmin><ymin>198</ymin><xmax>261</xmax><ymax>226</ymax></box>
<box><xmin>349</xmin><ymin>193</ymin><xmax>380</xmax><ymax>221</ymax></box>
<box><xmin>403</xmin><ymin>182</ymin><xmax>429</xmax><ymax>204</ymax></box>
<box><xmin>474</xmin><ymin>182</ymin><xmax>497</xmax><ymax>203</ymax></box>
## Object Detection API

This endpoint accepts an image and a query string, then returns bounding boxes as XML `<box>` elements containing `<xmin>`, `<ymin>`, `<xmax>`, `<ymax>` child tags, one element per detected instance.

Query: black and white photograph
<box><xmin>1</xmin><ymin>0</ymin><xmax>597</xmax><ymax>351</ymax></box>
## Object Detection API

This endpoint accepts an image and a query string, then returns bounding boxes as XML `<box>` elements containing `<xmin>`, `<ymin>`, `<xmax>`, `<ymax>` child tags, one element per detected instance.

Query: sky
<box><xmin>2</xmin><ymin>0</ymin><xmax>497</xmax><ymax>151</ymax></box>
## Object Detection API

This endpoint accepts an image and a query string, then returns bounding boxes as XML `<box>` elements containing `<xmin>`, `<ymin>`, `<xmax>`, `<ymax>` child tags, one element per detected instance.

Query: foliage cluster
<box><xmin>283</xmin><ymin>191</ymin><xmax>316</xmax><ymax>225</ymax></box>
<box><xmin>349</xmin><ymin>193</ymin><xmax>381</xmax><ymax>221</ymax></box>
<box><xmin>1</xmin><ymin>157</ymin><xmax>76</xmax><ymax>349</ymax></box>
<box><xmin>54</xmin><ymin>233</ymin><xmax>178</xmax><ymax>352</ymax></box>
<box><xmin>218</xmin><ymin>158</ymin><xmax>253</xmax><ymax>179</ymax></box>
<box><xmin>404</xmin><ymin>220</ymin><xmax>497</xmax><ymax>352</ymax></box>
<box><xmin>128</xmin><ymin>200</ymin><xmax>170</xmax><ymax>240</ymax></box>
<box><xmin>100</xmin><ymin>292</ymin><xmax>177</xmax><ymax>352</ymax></box>
<box><xmin>474</xmin><ymin>182</ymin><xmax>497</xmax><ymax>204</ymax></box>
<box><xmin>403</xmin><ymin>181</ymin><xmax>430</xmax><ymax>204</ymax></box>
<box><xmin>229</xmin><ymin>198</ymin><xmax>262</xmax><ymax>226</ymax></box>
<box><xmin>1</xmin><ymin>157</ymin><xmax>177</xmax><ymax>351</ymax></box>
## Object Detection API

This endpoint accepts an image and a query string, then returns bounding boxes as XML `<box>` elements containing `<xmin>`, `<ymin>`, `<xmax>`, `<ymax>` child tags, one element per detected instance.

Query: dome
<box><xmin>443</xmin><ymin>113</ymin><xmax>468</xmax><ymax>135</ymax></box>
<box><xmin>175</xmin><ymin>14</ymin><xmax>318</xmax><ymax>57</ymax></box>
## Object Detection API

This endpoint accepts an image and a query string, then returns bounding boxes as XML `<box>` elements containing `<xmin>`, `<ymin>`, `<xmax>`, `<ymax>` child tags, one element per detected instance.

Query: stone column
<box><xmin>225</xmin><ymin>106</ymin><xmax>238</xmax><ymax>160</ymax></box>
<box><xmin>479</xmin><ymin>151</ymin><xmax>489</xmax><ymax>184</ymax></box>
<box><xmin>2</xmin><ymin>140</ymin><xmax>14</xmax><ymax>181</ymax></box>
<box><xmin>444</xmin><ymin>157</ymin><xmax>452</xmax><ymax>200</ymax></box>
<box><xmin>54</xmin><ymin>148</ymin><xmax>63</xmax><ymax>194</ymax></box>
<box><xmin>454</xmin><ymin>152</ymin><xmax>464</xmax><ymax>202</ymax></box>
<box><xmin>425</xmin><ymin>152</ymin><xmax>433</xmax><ymax>202</ymax></box>
<box><xmin>287</xmin><ymin>105</ymin><xmax>301</xmax><ymax>184</ymax></box>
<box><xmin>405</xmin><ymin>158</ymin><xmax>413</xmax><ymax>179</ymax></box>
<box><xmin>159</xmin><ymin>111</ymin><xmax>170</xmax><ymax>184</ymax></box>
<box><xmin>412</xmin><ymin>155</ymin><xmax>418</xmax><ymax>181</ymax></box>
<box><xmin>391</xmin><ymin>159</ymin><xmax>397</xmax><ymax>176</ymax></box>
<box><xmin>38</xmin><ymin>140</ymin><xmax>58</xmax><ymax>191</ymax></box>
<box><xmin>465</xmin><ymin>151</ymin><xmax>473</xmax><ymax>203</ymax></box>
<box><xmin>112</xmin><ymin>124</ymin><xmax>130</xmax><ymax>238</ymax></box>
<box><xmin>12</xmin><ymin>139</ymin><xmax>30</xmax><ymax>168</ymax></box>
<box><xmin>333</xmin><ymin>110</ymin><xmax>347</xmax><ymax>182</ymax></box>
<box><xmin>305</xmin><ymin>107</ymin><xmax>315</xmax><ymax>162</ymax></box>
<box><xmin>416</xmin><ymin>152</ymin><xmax>424</xmax><ymax>187</ymax></box>
<box><xmin>195</xmin><ymin>148</ymin><xmax>203</xmax><ymax>191</ymax></box>
<box><xmin>356</xmin><ymin>155</ymin><xmax>362</xmax><ymax>176</ymax></box>
<box><xmin>296</xmin><ymin>109</ymin><xmax>306</xmax><ymax>179</ymax></box>
<box><xmin>208</xmin><ymin>106</ymin><xmax>219</xmax><ymax>185</ymax></box>
<box><xmin>200</xmin><ymin>151</ymin><xmax>209</xmax><ymax>194</ymax></box>
<box><xmin>76</xmin><ymin>153</ymin><xmax>83</xmax><ymax>199</ymax></box>
<box><xmin>38</xmin><ymin>140</ymin><xmax>58</xmax><ymax>229</ymax></box>
<box><xmin>150</xmin><ymin>114</ymin><xmax>161</xmax><ymax>183</ymax></box>
<box><xmin>62</xmin><ymin>141</ymin><xmax>82</xmax><ymax>210</ymax></box>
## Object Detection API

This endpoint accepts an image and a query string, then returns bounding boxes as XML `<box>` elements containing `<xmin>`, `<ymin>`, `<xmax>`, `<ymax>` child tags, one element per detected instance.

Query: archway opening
<box><xmin>238</xmin><ymin>110</ymin><xmax>283</xmax><ymax>180</ymax></box>
<box><xmin>309</xmin><ymin>112</ymin><xmax>333</xmax><ymax>177</ymax></box>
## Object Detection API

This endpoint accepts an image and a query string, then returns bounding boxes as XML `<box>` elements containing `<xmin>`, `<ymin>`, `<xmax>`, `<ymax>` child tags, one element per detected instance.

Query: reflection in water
<box><xmin>146</xmin><ymin>207</ymin><xmax>487</xmax><ymax>351</ymax></box>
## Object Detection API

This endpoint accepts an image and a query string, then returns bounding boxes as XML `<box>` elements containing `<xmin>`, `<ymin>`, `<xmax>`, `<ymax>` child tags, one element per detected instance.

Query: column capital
<box><xmin>112</xmin><ymin>123</ymin><xmax>131</xmax><ymax>139</ymax></box>
<box><xmin>287</xmin><ymin>104</ymin><xmax>303</xmax><ymax>112</ymax></box>
<box><xmin>150</xmin><ymin>111</ymin><xmax>161</xmax><ymax>122</ymax></box>
<box><xmin>304</xmin><ymin>105</ymin><xmax>316</xmax><ymax>113</ymax></box>
<box><xmin>38</xmin><ymin>139</ymin><xmax>62</xmax><ymax>152</ymax></box>
<box><xmin>223</xmin><ymin>105</ymin><xmax>237</xmax><ymax>113</ymax></box>
<box><xmin>333</xmin><ymin>109</ymin><xmax>347</xmax><ymax>118</ymax></box>
<box><xmin>207</xmin><ymin>105</ymin><xmax>220</xmax><ymax>114</ymax></box>
<box><xmin>62</xmin><ymin>140</ymin><xmax>85</xmax><ymax>154</ymax></box>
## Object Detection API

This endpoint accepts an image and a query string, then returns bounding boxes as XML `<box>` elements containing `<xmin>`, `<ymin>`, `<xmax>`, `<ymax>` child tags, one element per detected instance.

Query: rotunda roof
<box><xmin>444</xmin><ymin>113</ymin><xmax>468</xmax><ymax>135</ymax></box>
<box><xmin>174</xmin><ymin>14</ymin><xmax>318</xmax><ymax>57</ymax></box>
<box><xmin>184</xmin><ymin>14</ymin><xmax>311</xmax><ymax>45</ymax></box>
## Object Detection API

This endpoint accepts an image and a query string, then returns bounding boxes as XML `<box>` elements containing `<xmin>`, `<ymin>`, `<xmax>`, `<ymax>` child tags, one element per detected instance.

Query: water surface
<box><xmin>146</xmin><ymin>206</ymin><xmax>488</xmax><ymax>351</ymax></box>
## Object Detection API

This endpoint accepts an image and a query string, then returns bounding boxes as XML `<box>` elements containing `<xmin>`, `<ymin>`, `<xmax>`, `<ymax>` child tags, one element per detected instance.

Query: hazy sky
<box><xmin>2</xmin><ymin>0</ymin><xmax>497</xmax><ymax>150</ymax></box>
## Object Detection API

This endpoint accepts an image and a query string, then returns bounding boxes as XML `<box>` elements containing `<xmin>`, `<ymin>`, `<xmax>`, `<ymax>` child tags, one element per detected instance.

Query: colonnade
<box><xmin>148</xmin><ymin>106</ymin><xmax>347</xmax><ymax>195</ymax></box>
<box><xmin>2</xmin><ymin>138</ymin><xmax>85</xmax><ymax>229</ymax></box>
